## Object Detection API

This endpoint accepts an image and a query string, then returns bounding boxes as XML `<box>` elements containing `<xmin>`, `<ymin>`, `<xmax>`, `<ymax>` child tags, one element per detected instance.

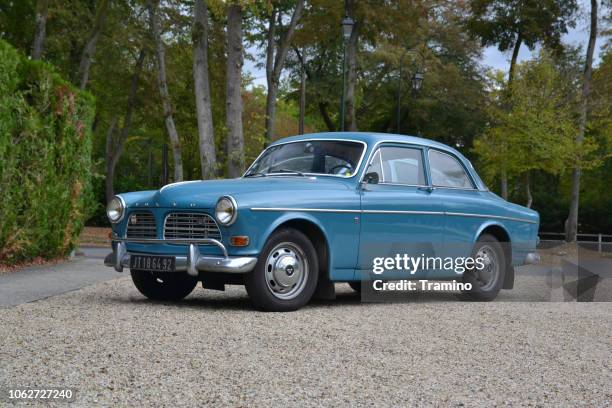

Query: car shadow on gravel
<box><xmin>105</xmin><ymin>286</ymin><xmax>464</xmax><ymax>311</ymax></box>
<box><xmin>107</xmin><ymin>295</ymin><xmax>253</xmax><ymax>310</ymax></box>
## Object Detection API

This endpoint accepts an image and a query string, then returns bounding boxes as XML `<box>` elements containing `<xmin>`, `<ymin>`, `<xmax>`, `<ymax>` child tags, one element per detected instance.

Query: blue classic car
<box><xmin>105</xmin><ymin>132</ymin><xmax>540</xmax><ymax>311</ymax></box>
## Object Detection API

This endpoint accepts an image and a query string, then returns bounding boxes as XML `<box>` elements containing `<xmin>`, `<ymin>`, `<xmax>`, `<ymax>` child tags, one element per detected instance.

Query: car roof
<box><xmin>271</xmin><ymin>132</ymin><xmax>466</xmax><ymax>158</ymax></box>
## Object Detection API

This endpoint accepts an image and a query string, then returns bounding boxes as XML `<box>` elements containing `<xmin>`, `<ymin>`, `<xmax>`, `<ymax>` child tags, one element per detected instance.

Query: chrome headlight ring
<box><xmin>107</xmin><ymin>195</ymin><xmax>126</xmax><ymax>224</ymax></box>
<box><xmin>215</xmin><ymin>195</ymin><xmax>238</xmax><ymax>226</ymax></box>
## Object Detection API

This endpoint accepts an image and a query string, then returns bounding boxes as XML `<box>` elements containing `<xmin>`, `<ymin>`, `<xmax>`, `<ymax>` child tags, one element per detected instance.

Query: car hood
<box><xmin>121</xmin><ymin>177</ymin><xmax>353</xmax><ymax>209</ymax></box>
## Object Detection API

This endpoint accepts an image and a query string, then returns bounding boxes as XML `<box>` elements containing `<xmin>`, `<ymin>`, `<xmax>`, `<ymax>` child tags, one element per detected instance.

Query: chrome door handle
<box><xmin>418</xmin><ymin>186</ymin><xmax>435</xmax><ymax>193</ymax></box>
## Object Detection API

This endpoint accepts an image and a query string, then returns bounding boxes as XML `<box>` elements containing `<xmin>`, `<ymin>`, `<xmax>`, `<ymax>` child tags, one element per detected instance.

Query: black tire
<box><xmin>131</xmin><ymin>269</ymin><xmax>198</xmax><ymax>301</ymax></box>
<box><xmin>245</xmin><ymin>228</ymin><xmax>318</xmax><ymax>311</ymax></box>
<box><xmin>348</xmin><ymin>281</ymin><xmax>361</xmax><ymax>292</ymax></box>
<box><xmin>460</xmin><ymin>234</ymin><xmax>506</xmax><ymax>301</ymax></box>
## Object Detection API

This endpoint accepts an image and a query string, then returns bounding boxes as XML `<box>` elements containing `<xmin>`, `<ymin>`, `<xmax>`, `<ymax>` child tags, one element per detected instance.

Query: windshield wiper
<box><xmin>244</xmin><ymin>172</ymin><xmax>267</xmax><ymax>178</ymax></box>
<box><xmin>273</xmin><ymin>169</ymin><xmax>305</xmax><ymax>176</ymax></box>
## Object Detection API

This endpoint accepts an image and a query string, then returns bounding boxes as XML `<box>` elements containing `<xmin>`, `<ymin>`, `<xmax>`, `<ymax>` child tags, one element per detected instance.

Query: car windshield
<box><xmin>244</xmin><ymin>140</ymin><xmax>365</xmax><ymax>177</ymax></box>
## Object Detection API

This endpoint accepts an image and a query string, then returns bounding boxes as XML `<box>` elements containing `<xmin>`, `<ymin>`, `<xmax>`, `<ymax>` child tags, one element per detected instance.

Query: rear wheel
<box><xmin>460</xmin><ymin>234</ymin><xmax>506</xmax><ymax>301</ymax></box>
<box><xmin>245</xmin><ymin>228</ymin><xmax>318</xmax><ymax>311</ymax></box>
<box><xmin>131</xmin><ymin>270</ymin><xmax>198</xmax><ymax>301</ymax></box>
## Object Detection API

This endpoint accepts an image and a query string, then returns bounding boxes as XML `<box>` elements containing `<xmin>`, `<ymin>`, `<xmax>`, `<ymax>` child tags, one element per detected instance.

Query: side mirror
<box><xmin>363</xmin><ymin>172</ymin><xmax>379</xmax><ymax>184</ymax></box>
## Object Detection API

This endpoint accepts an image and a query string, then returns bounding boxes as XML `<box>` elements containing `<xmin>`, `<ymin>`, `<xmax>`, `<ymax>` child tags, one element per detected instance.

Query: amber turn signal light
<box><xmin>229</xmin><ymin>236</ymin><xmax>249</xmax><ymax>247</ymax></box>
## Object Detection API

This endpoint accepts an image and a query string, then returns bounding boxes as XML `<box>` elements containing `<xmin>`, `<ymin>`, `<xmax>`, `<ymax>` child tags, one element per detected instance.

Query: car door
<box><xmin>357</xmin><ymin>144</ymin><xmax>444</xmax><ymax>280</ymax></box>
<box><xmin>427</xmin><ymin>148</ymin><xmax>483</xmax><ymax>272</ymax></box>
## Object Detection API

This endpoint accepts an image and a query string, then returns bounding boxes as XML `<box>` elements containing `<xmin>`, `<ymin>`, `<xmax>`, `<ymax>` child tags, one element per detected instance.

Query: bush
<box><xmin>0</xmin><ymin>39</ymin><xmax>96</xmax><ymax>264</ymax></box>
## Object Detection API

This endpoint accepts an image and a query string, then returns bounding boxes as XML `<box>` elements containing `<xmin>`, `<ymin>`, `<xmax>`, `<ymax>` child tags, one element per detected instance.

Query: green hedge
<box><xmin>0</xmin><ymin>39</ymin><xmax>95</xmax><ymax>264</ymax></box>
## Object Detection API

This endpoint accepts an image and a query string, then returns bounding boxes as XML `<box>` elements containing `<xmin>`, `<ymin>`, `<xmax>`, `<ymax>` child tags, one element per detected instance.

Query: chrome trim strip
<box><xmin>445</xmin><ymin>212</ymin><xmax>538</xmax><ymax>224</ymax></box>
<box><xmin>251</xmin><ymin>207</ymin><xmax>361</xmax><ymax>214</ymax></box>
<box><xmin>250</xmin><ymin>207</ymin><xmax>537</xmax><ymax>224</ymax></box>
<box><xmin>363</xmin><ymin>210</ymin><xmax>445</xmax><ymax>216</ymax></box>
<box><xmin>242</xmin><ymin>138</ymin><xmax>368</xmax><ymax>179</ymax></box>
<box><xmin>159</xmin><ymin>180</ymin><xmax>201</xmax><ymax>193</ymax></box>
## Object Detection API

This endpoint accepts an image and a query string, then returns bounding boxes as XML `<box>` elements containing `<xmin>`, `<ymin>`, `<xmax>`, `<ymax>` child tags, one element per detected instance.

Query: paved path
<box><xmin>0</xmin><ymin>247</ymin><xmax>119</xmax><ymax>307</ymax></box>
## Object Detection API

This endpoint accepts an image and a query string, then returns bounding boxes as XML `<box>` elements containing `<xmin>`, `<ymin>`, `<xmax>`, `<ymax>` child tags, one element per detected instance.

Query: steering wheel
<box><xmin>329</xmin><ymin>163</ymin><xmax>354</xmax><ymax>175</ymax></box>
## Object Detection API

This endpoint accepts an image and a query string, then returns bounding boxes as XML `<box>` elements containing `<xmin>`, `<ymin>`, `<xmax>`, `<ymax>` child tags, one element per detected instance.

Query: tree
<box><xmin>474</xmin><ymin>54</ymin><xmax>576</xmax><ymax>207</ymax></box>
<box><xmin>192</xmin><ymin>0</ymin><xmax>217</xmax><ymax>179</ymax></box>
<box><xmin>264</xmin><ymin>0</ymin><xmax>305</xmax><ymax>143</ymax></box>
<box><xmin>345</xmin><ymin>0</ymin><xmax>358</xmax><ymax>131</ymax></box>
<box><xmin>226</xmin><ymin>3</ymin><xmax>244</xmax><ymax>177</ymax></box>
<box><xmin>148</xmin><ymin>0</ymin><xmax>183</xmax><ymax>182</ymax></box>
<box><xmin>466</xmin><ymin>0</ymin><xmax>579</xmax><ymax>199</ymax></box>
<box><xmin>77</xmin><ymin>0</ymin><xmax>110</xmax><ymax>90</ymax></box>
<box><xmin>105</xmin><ymin>49</ymin><xmax>146</xmax><ymax>203</ymax></box>
<box><xmin>31</xmin><ymin>0</ymin><xmax>49</xmax><ymax>59</ymax></box>
<box><xmin>566</xmin><ymin>0</ymin><xmax>598</xmax><ymax>242</ymax></box>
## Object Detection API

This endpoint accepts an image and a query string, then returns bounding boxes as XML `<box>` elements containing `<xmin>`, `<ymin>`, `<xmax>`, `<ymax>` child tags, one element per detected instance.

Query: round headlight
<box><xmin>107</xmin><ymin>196</ymin><xmax>125</xmax><ymax>223</ymax></box>
<box><xmin>215</xmin><ymin>196</ymin><xmax>237</xmax><ymax>226</ymax></box>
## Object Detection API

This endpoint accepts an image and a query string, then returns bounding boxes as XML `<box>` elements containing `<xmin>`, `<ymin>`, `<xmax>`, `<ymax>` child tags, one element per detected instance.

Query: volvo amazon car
<box><xmin>105</xmin><ymin>132</ymin><xmax>540</xmax><ymax>311</ymax></box>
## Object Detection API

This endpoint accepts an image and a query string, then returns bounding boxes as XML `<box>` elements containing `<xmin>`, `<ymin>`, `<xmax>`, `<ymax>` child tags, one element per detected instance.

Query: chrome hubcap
<box><xmin>474</xmin><ymin>245</ymin><xmax>500</xmax><ymax>291</ymax></box>
<box><xmin>265</xmin><ymin>242</ymin><xmax>308</xmax><ymax>300</ymax></box>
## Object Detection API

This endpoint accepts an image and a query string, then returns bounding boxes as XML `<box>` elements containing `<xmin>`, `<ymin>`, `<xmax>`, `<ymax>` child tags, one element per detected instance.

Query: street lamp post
<box><xmin>340</xmin><ymin>16</ymin><xmax>354</xmax><ymax>131</ymax></box>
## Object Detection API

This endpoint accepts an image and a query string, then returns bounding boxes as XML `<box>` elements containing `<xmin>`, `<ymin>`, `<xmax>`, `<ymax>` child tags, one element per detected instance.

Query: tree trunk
<box><xmin>192</xmin><ymin>0</ymin><xmax>217</xmax><ymax>179</ymax></box>
<box><xmin>226</xmin><ymin>4</ymin><xmax>244</xmax><ymax>178</ymax></box>
<box><xmin>566</xmin><ymin>0</ymin><xmax>598</xmax><ymax>242</ymax></box>
<box><xmin>500</xmin><ymin>167</ymin><xmax>508</xmax><ymax>200</ymax></box>
<box><xmin>508</xmin><ymin>34</ymin><xmax>522</xmax><ymax>87</ymax></box>
<box><xmin>299</xmin><ymin>50</ymin><xmax>306</xmax><ymax>135</ymax></box>
<box><xmin>318</xmin><ymin>102</ymin><xmax>335</xmax><ymax>131</ymax></box>
<box><xmin>499</xmin><ymin>33</ymin><xmax>522</xmax><ymax>200</ymax></box>
<box><xmin>264</xmin><ymin>10</ymin><xmax>277</xmax><ymax>145</ymax></box>
<box><xmin>105</xmin><ymin>117</ymin><xmax>119</xmax><ymax>204</ymax></box>
<box><xmin>105</xmin><ymin>50</ymin><xmax>146</xmax><ymax>203</ymax></box>
<box><xmin>31</xmin><ymin>0</ymin><xmax>49</xmax><ymax>59</ymax></box>
<box><xmin>149</xmin><ymin>0</ymin><xmax>183</xmax><ymax>182</ymax></box>
<box><xmin>345</xmin><ymin>20</ymin><xmax>358</xmax><ymax>131</ymax></box>
<box><xmin>78</xmin><ymin>0</ymin><xmax>110</xmax><ymax>90</ymax></box>
<box><xmin>525</xmin><ymin>171</ymin><xmax>532</xmax><ymax>208</ymax></box>
<box><xmin>264</xmin><ymin>1</ymin><xmax>305</xmax><ymax>144</ymax></box>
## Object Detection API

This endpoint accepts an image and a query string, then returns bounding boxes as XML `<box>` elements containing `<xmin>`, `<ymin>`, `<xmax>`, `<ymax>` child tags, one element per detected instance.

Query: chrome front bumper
<box><xmin>104</xmin><ymin>237</ymin><xmax>257</xmax><ymax>276</ymax></box>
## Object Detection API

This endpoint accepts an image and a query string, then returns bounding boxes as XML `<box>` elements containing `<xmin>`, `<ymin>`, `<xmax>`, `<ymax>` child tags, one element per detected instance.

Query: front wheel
<box><xmin>131</xmin><ymin>270</ymin><xmax>198</xmax><ymax>301</ymax></box>
<box><xmin>245</xmin><ymin>228</ymin><xmax>318</xmax><ymax>311</ymax></box>
<box><xmin>460</xmin><ymin>234</ymin><xmax>506</xmax><ymax>301</ymax></box>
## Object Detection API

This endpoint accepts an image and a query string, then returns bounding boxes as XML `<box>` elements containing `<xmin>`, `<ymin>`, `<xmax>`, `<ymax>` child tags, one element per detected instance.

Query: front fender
<box><xmin>259</xmin><ymin>212</ymin><xmax>330</xmax><ymax>252</ymax></box>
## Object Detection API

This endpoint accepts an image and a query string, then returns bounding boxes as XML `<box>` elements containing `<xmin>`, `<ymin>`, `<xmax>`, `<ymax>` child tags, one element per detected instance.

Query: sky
<box><xmin>245</xmin><ymin>0</ymin><xmax>606</xmax><ymax>89</ymax></box>
<box><xmin>482</xmin><ymin>0</ymin><xmax>605</xmax><ymax>73</ymax></box>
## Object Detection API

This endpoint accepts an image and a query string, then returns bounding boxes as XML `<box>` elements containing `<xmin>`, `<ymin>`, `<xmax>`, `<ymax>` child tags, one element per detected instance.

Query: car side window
<box><xmin>366</xmin><ymin>146</ymin><xmax>425</xmax><ymax>185</ymax></box>
<box><xmin>429</xmin><ymin>150</ymin><xmax>474</xmax><ymax>188</ymax></box>
<box><xmin>366</xmin><ymin>150</ymin><xmax>383</xmax><ymax>183</ymax></box>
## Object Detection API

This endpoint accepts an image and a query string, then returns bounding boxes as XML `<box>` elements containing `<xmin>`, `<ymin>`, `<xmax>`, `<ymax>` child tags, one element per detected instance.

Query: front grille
<box><xmin>163</xmin><ymin>212</ymin><xmax>222</xmax><ymax>241</ymax></box>
<box><xmin>126</xmin><ymin>211</ymin><xmax>157</xmax><ymax>238</ymax></box>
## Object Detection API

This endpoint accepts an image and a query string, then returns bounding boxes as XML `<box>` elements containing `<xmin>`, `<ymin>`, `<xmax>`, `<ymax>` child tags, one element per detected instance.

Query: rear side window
<box><xmin>366</xmin><ymin>146</ymin><xmax>425</xmax><ymax>185</ymax></box>
<box><xmin>429</xmin><ymin>150</ymin><xmax>473</xmax><ymax>188</ymax></box>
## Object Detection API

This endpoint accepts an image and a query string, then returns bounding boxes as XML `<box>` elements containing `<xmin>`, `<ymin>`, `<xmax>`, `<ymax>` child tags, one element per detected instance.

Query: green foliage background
<box><xmin>0</xmin><ymin>39</ymin><xmax>95</xmax><ymax>264</ymax></box>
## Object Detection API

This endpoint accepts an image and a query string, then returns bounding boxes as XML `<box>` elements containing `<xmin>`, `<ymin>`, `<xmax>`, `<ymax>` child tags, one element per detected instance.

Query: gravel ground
<box><xmin>1</xmin><ymin>275</ymin><xmax>611</xmax><ymax>407</ymax></box>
